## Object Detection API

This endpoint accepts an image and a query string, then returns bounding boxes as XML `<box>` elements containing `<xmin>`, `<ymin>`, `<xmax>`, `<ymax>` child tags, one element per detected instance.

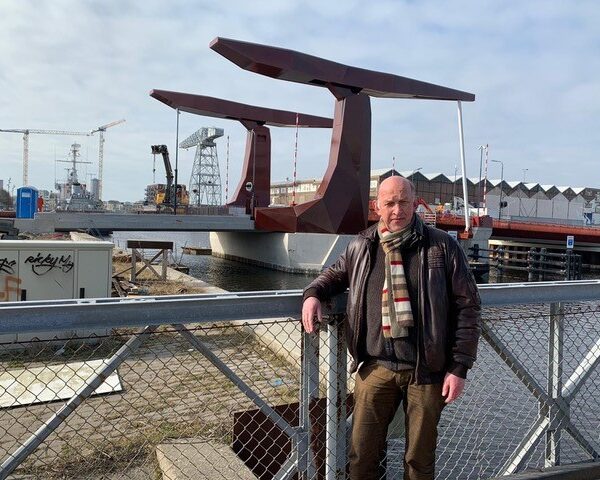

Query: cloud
<box><xmin>0</xmin><ymin>0</ymin><xmax>598</xmax><ymax>200</ymax></box>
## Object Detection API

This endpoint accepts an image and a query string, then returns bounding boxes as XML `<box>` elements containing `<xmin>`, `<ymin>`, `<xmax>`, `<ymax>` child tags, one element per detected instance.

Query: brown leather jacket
<box><xmin>303</xmin><ymin>216</ymin><xmax>481</xmax><ymax>384</ymax></box>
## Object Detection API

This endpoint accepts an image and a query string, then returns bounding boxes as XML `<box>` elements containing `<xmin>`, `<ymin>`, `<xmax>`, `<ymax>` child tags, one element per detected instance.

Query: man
<box><xmin>302</xmin><ymin>175</ymin><xmax>481</xmax><ymax>480</ymax></box>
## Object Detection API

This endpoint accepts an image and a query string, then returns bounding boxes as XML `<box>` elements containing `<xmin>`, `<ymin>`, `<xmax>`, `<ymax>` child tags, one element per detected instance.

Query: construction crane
<box><xmin>151</xmin><ymin>145</ymin><xmax>189</xmax><ymax>211</ymax></box>
<box><xmin>0</xmin><ymin>128</ymin><xmax>91</xmax><ymax>186</ymax></box>
<box><xmin>90</xmin><ymin>119</ymin><xmax>125</xmax><ymax>201</ymax></box>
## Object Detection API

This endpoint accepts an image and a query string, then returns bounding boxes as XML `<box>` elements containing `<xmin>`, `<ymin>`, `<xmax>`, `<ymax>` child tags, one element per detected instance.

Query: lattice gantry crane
<box><xmin>90</xmin><ymin>119</ymin><xmax>125</xmax><ymax>201</ymax></box>
<box><xmin>0</xmin><ymin>128</ymin><xmax>91</xmax><ymax>185</ymax></box>
<box><xmin>179</xmin><ymin>127</ymin><xmax>224</xmax><ymax>206</ymax></box>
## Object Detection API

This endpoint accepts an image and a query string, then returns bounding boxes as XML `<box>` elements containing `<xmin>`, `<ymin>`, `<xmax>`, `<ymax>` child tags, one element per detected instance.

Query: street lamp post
<box><xmin>174</xmin><ymin>108</ymin><xmax>180</xmax><ymax>215</ymax></box>
<box><xmin>491</xmin><ymin>159</ymin><xmax>504</xmax><ymax>219</ymax></box>
<box><xmin>478</xmin><ymin>145</ymin><xmax>486</xmax><ymax>215</ymax></box>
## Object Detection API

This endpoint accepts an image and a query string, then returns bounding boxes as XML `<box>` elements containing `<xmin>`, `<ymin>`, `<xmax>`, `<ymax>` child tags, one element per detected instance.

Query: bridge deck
<box><xmin>14</xmin><ymin>212</ymin><xmax>256</xmax><ymax>233</ymax></box>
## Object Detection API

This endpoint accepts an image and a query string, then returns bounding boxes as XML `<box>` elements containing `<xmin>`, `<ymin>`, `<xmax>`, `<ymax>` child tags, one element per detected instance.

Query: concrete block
<box><xmin>156</xmin><ymin>440</ymin><xmax>256</xmax><ymax>480</ymax></box>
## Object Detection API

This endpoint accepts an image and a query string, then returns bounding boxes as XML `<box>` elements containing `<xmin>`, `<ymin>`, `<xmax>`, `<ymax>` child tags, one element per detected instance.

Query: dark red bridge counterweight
<box><xmin>210</xmin><ymin>37</ymin><xmax>475</xmax><ymax>234</ymax></box>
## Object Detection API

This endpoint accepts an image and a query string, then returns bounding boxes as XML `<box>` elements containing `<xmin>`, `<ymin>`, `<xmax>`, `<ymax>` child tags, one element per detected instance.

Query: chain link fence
<box><xmin>0</xmin><ymin>290</ymin><xmax>598</xmax><ymax>479</ymax></box>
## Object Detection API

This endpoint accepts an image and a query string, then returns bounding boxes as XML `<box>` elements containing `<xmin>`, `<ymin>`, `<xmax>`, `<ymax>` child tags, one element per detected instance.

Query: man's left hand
<box><xmin>442</xmin><ymin>373</ymin><xmax>465</xmax><ymax>404</ymax></box>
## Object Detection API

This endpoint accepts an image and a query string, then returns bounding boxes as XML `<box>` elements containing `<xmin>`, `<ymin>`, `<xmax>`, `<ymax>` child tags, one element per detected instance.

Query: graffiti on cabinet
<box><xmin>0</xmin><ymin>258</ymin><xmax>17</xmax><ymax>275</ymax></box>
<box><xmin>24</xmin><ymin>253</ymin><xmax>75</xmax><ymax>276</ymax></box>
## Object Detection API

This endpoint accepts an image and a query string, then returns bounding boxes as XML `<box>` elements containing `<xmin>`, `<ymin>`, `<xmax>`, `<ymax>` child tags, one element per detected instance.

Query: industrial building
<box><xmin>270</xmin><ymin>170</ymin><xmax>600</xmax><ymax>225</ymax></box>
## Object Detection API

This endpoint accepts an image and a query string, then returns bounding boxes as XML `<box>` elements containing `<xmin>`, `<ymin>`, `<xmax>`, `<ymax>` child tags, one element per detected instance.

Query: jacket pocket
<box><xmin>427</xmin><ymin>247</ymin><xmax>445</xmax><ymax>269</ymax></box>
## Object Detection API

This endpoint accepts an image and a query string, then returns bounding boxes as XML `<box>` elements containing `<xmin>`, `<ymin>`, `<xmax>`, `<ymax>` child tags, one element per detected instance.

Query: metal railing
<box><xmin>469</xmin><ymin>246</ymin><xmax>583</xmax><ymax>281</ymax></box>
<box><xmin>0</xmin><ymin>282</ymin><xmax>599</xmax><ymax>479</ymax></box>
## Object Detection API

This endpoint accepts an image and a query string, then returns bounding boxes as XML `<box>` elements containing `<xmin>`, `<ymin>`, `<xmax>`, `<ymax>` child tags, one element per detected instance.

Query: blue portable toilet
<box><xmin>16</xmin><ymin>186</ymin><xmax>39</xmax><ymax>219</ymax></box>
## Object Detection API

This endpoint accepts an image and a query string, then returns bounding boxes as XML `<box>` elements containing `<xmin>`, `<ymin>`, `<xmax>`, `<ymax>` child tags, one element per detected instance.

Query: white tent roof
<box><xmin>467</xmin><ymin>177</ymin><xmax>484</xmax><ymax>184</ymax></box>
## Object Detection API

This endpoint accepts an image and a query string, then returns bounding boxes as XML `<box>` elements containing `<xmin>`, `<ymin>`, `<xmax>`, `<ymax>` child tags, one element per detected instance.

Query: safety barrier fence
<box><xmin>468</xmin><ymin>246</ymin><xmax>583</xmax><ymax>281</ymax></box>
<box><xmin>0</xmin><ymin>281</ymin><xmax>599</xmax><ymax>479</ymax></box>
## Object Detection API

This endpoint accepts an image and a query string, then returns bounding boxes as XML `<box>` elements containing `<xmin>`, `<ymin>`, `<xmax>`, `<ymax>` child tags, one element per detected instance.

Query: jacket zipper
<box><xmin>415</xmin><ymin>237</ymin><xmax>425</xmax><ymax>385</ymax></box>
<box><xmin>353</xmin><ymin>238</ymin><xmax>372</xmax><ymax>368</ymax></box>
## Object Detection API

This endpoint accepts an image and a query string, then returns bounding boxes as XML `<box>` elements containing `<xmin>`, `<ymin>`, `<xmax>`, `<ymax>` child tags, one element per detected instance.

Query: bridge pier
<box><xmin>209</xmin><ymin>231</ymin><xmax>354</xmax><ymax>274</ymax></box>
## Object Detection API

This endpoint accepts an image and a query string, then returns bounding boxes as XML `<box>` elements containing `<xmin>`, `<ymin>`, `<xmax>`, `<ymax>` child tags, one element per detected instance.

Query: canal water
<box><xmin>110</xmin><ymin>231</ymin><xmax>317</xmax><ymax>291</ymax></box>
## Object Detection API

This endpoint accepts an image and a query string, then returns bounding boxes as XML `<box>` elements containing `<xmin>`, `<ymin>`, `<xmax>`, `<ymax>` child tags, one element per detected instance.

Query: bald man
<box><xmin>302</xmin><ymin>176</ymin><xmax>481</xmax><ymax>480</ymax></box>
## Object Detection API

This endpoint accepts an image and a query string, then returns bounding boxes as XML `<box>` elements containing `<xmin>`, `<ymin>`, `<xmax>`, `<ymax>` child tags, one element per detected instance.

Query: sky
<box><xmin>0</xmin><ymin>0</ymin><xmax>599</xmax><ymax>202</ymax></box>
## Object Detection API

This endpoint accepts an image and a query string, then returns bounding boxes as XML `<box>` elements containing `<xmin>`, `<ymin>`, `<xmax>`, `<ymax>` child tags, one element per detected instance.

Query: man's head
<box><xmin>375</xmin><ymin>176</ymin><xmax>418</xmax><ymax>232</ymax></box>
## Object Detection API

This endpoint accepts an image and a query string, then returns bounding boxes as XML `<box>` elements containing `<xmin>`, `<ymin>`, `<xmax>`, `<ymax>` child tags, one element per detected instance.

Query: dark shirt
<box><xmin>360</xmin><ymin>241</ymin><xmax>418</xmax><ymax>371</ymax></box>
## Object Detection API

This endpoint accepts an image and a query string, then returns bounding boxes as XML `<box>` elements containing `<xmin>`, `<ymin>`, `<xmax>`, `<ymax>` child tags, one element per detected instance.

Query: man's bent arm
<box><xmin>301</xmin><ymin>241</ymin><xmax>353</xmax><ymax>332</ymax></box>
<box><xmin>447</xmin><ymin>242</ymin><xmax>482</xmax><ymax>378</ymax></box>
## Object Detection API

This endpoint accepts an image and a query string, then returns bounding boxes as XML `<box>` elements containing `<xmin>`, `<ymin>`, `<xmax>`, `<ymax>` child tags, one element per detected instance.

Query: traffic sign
<box><xmin>566</xmin><ymin>235</ymin><xmax>574</xmax><ymax>249</ymax></box>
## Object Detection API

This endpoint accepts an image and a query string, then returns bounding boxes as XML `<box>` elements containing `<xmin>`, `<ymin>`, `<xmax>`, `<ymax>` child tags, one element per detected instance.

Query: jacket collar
<box><xmin>360</xmin><ymin>214</ymin><xmax>425</xmax><ymax>242</ymax></box>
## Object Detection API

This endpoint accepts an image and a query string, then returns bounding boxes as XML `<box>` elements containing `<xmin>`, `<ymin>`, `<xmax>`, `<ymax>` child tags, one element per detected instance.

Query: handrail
<box><xmin>0</xmin><ymin>281</ymin><xmax>599</xmax><ymax>334</ymax></box>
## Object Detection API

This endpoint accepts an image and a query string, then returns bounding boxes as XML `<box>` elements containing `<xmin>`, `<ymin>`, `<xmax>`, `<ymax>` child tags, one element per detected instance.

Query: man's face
<box><xmin>376</xmin><ymin>179</ymin><xmax>417</xmax><ymax>232</ymax></box>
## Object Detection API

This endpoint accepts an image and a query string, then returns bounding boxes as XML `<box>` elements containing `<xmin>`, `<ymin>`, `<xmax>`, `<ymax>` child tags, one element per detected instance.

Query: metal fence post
<box><xmin>472</xmin><ymin>243</ymin><xmax>480</xmax><ymax>262</ymax></box>
<box><xmin>299</xmin><ymin>328</ymin><xmax>319</xmax><ymax>480</ymax></box>
<box><xmin>546</xmin><ymin>302</ymin><xmax>564</xmax><ymax>467</ymax></box>
<box><xmin>527</xmin><ymin>248</ymin><xmax>535</xmax><ymax>283</ymax></box>
<box><xmin>131</xmin><ymin>248</ymin><xmax>138</xmax><ymax>282</ymax></box>
<box><xmin>325</xmin><ymin>317</ymin><xmax>347</xmax><ymax>480</ymax></box>
<box><xmin>540</xmin><ymin>248</ymin><xmax>547</xmax><ymax>281</ymax></box>
<box><xmin>497</xmin><ymin>246</ymin><xmax>504</xmax><ymax>282</ymax></box>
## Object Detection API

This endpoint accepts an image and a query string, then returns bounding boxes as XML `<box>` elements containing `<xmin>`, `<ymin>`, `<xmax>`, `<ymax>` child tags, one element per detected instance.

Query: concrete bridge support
<box><xmin>210</xmin><ymin>231</ymin><xmax>354</xmax><ymax>274</ymax></box>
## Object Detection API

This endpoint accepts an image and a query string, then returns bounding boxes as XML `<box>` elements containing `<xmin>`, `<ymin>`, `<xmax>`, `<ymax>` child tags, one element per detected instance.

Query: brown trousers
<box><xmin>349</xmin><ymin>363</ymin><xmax>445</xmax><ymax>480</ymax></box>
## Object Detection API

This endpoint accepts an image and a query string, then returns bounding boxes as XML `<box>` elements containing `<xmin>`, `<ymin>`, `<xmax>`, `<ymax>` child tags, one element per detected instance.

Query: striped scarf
<box><xmin>377</xmin><ymin>220</ymin><xmax>414</xmax><ymax>338</ymax></box>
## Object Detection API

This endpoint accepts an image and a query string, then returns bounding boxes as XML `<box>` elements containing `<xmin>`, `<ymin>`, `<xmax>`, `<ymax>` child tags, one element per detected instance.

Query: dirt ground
<box><xmin>112</xmin><ymin>253</ymin><xmax>221</xmax><ymax>296</ymax></box>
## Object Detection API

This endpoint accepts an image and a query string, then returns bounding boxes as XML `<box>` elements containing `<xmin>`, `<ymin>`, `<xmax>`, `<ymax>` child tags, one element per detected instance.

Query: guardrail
<box><xmin>0</xmin><ymin>282</ymin><xmax>599</xmax><ymax>479</ymax></box>
<box><xmin>469</xmin><ymin>246</ymin><xmax>583</xmax><ymax>281</ymax></box>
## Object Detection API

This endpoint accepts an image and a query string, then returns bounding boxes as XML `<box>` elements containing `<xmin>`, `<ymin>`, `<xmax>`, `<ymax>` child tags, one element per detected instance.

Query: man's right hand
<box><xmin>302</xmin><ymin>297</ymin><xmax>322</xmax><ymax>333</ymax></box>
